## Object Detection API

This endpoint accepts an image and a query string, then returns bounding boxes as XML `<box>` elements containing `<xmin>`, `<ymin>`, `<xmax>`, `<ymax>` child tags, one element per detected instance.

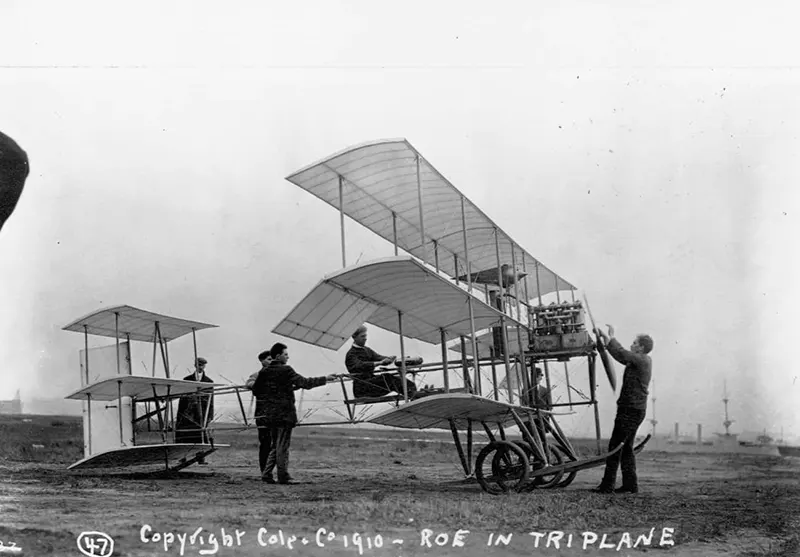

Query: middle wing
<box><xmin>272</xmin><ymin>256</ymin><xmax>526</xmax><ymax>351</ymax></box>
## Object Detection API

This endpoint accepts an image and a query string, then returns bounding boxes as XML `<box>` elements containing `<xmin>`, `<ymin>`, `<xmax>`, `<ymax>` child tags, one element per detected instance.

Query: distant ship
<box><xmin>643</xmin><ymin>380</ymin><xmax>781</xmax><ymax>457</ymax></box>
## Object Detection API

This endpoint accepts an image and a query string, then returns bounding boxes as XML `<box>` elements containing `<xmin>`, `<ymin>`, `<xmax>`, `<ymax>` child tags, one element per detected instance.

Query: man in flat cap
<box><xmin>175</xmin><ymin>357</ymin><xmax>216</xmax><ymax>461</ymax></box>
<box><xmin>345</xmin><ymin>325</ymin><xmax>417</xmax><ymax>399</ymax></box>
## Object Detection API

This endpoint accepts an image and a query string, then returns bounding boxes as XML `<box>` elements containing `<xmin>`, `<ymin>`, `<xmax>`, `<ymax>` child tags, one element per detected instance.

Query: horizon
<box><xmin>9</xmin><ymin>390</ymin><xmax>800</xmax><ymax>444</ymax></box>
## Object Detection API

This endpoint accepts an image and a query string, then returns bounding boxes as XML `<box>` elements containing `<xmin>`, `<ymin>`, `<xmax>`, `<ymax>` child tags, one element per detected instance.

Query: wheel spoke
<box><xmin>475</xmin><ymin>441</ymin><xmax>530</xmax><ymax>495</ymax></box>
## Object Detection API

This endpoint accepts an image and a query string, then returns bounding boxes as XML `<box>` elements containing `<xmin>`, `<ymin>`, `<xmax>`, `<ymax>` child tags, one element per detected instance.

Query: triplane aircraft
<box><xmin>269</xmin><ymin>138</ymin><xmax>650</xmax><ymax>494</ymax></box>
<box><xmin>62</xmin><ymin>138</ymin><xmax>649</xmax><ymax>494</ymax></box>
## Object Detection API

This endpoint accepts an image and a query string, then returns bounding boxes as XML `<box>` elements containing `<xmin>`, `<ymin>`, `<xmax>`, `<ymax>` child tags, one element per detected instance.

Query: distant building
<box><xmin>0</xmin><ymin>390</ymin><xmax>23</xmax><ymax>414</ymax></box>
<box><xmin>24</xmin><ymin>397</ymin><xmax>80</xmax><ymax>416</ymax></box>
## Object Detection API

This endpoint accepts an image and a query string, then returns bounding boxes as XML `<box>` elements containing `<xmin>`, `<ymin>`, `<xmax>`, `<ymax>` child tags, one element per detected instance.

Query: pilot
<box><xmin>344</xmin><ymin>325</ymin><xmax>417</xmax><ymax>399</ymax></box>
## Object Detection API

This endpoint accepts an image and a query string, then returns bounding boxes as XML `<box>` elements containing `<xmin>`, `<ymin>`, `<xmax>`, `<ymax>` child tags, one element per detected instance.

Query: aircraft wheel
<box><xmin>490</xmin><ymin>441</ymin><xmax>531</xmax><ymax>493</ymax></box>
<box><xmin>507</xmin><ymin>440</ymin><xmax>544</xmax><ymax>492</ymax></box>
<box><xmin>530</xmin><ymin>445</ymin><xmax>565</xmax><ymax>489</ymax></box>
<box><xmin>506</xmin><ymin>439</ymin><xmax>563</xmax><ymax>491</ymax></box>
<box><xmin>509</xmin><ymin>439</ymin><xmax>534</xmax><ymax>459</ymax></box>
<box><xmin>552</xmin><ymin>445</ymin><xmax>578</xmax><ymax>488</ymax></box>
<box><xmin>475</xmin><ymin>441</ymin><xmax>530</xmax><ymax>495</ymax></box>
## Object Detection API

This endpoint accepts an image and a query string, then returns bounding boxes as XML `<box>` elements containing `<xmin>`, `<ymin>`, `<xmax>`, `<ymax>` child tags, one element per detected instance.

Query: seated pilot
<box><xmin>344</xmin><ymin>325</ymin><xmax>418</xmax><ymax>399</ymax></box>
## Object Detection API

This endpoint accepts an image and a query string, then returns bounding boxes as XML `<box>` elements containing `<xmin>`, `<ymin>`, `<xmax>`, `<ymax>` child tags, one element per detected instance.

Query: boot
<box><xmin>591</xmin><ymin>483</ymin><xmax>614</xmax><ymax>494</ymax></box>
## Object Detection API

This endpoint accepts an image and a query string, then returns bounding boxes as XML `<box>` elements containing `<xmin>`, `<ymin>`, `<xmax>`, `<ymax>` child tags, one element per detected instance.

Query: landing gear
<box><xmin>475</xmin><ymin>441</ymin><xmax>530</xmax><ymax>494</ymax></box>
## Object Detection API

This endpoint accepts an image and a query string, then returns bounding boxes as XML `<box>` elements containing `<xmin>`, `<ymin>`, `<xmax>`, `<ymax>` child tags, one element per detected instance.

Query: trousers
<box><xmin>257</xmin><ymin>420</ymin><xmax>293</xmax><ymax>480</ymax></box>
<box><xmin>600</xmin><ymin>406</ymin><xmax>646</xmax><ymax>489</ymax></box>
<box><xmin>353</xmin><ymin>373</ymin><xmax>417</xmax><ymax>398</ymax></box>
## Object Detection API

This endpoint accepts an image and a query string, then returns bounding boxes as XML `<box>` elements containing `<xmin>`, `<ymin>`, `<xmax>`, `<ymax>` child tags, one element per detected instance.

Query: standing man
<box><xmin>245</xmin><ymin>350</ymin><xmax>271</xmax><ymax>391</ymax></box>
<box><xmin>530</xmin><ymin>366</ymin><xmax>552</xmax><ymax>442</ymax></box>
<box><xmin>592</xmin><ymin>325</ymin><xmax>654</xmax><ymax>494</ymax></box>
<box><xmin>345</xmin><ymin>325</ymin><xmax>417</xmax><ymax>399</ymax></box>
<box><xmin>251</xmin><ymin>342</ymin><xmax>336</xmax><ymax>484</ymax></box>
<box><xmin>175</xmin><ymin>357</ymin><xmax>216</xmax><ymax>464</ymax></box>
<box><xmin>247</xmin><ymin>350</ymin><xmax>275</xmax><ymax>476</ymax></box>
<box><xmin>0</xmin><ymin>130</ymin><xmax>30</xmax><ymax>234</ymax></box>
<box><xmin>530</xmin><ymin>366</ymin><xmax>552</xmax><ymax>409</ymax></box>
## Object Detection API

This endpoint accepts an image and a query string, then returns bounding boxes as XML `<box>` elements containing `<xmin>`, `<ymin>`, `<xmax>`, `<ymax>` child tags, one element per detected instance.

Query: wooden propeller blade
<box><xmin>596</xmin><ymin>338</ymin><xmax>617</xmax><ymax>392</ymax></box>
<box><xmin>583</xmin><ymin>292</ymin><xmax>617</xmax><ymax>392</ymax></box>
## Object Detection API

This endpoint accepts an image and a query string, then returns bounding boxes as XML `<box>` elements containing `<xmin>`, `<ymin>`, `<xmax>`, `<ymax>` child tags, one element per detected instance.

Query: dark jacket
<box><xmin>607</xmin><ymin>338</ymin><xmax>652</xmax><ymax>410</ymax></box>
<box><xmin>175</xmin><ymin>372</ymin><xmax>215</xmax><ymax>443</ymax></box>
<box><xmin>345</xmin><ymin>345</ymin><xmax>388</xmax><ymax>378</ymax></box>
<box><xmin>252</xmin><ymin>361</ymin><xmax>327</xmax><ymax>427</ymax></box>
<box><xmin>532</xmin><ymin>384</ymin><xmax>552</xmax><ymax>411</ymax></box>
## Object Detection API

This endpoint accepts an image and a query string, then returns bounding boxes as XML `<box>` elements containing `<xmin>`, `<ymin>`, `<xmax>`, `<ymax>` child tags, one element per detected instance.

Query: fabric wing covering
<box><xmin>62</xmin><ymin>305</ymin><xmax>217</xmax><ymax>343</ymax></box>
<box><xmin>367</xmin><ymin>393</ymin><xmax>526</xmax><ymax>430</ymax></box>
<box><xmin>64</xmin><ymin>377</ymin><xmax>224</xmax><ymax>401</ymax></box>
<box><xmin>272</xmin><ymin>256</ymin><xmax>526</xmax><ymax>351</ymax></box>
<box><xmin>285</xmin><ymin>138</ymin><xmax>576</xmax><ymax>303</ymax></box>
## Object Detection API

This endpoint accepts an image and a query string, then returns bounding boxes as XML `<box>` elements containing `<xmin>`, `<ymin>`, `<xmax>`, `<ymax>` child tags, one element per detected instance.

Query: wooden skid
<box><xmin>170</xmin><ymin>448</ymin><xmax>218</xmax><ymax>472</ymax></box>
<box><xmin>633</xmin><ymin>434</ymin><xmax>652</xmax><ymax>454</ymax></box>
<box><xmin>529</xmin><ymin>445</ymin><xmax>621</xmax><ymax>477</ymax></box>
<box><xmin>528</xmin><ymin>434</ymin><xmax>651</xmax><ymax>478</ymax></box>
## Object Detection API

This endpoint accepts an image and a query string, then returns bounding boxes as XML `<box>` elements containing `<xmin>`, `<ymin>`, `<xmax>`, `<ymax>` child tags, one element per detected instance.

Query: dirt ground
<box><xmin>1</xmin><ymin>424</ymin><xmax>799</xmax><ymax>557</ymax></box>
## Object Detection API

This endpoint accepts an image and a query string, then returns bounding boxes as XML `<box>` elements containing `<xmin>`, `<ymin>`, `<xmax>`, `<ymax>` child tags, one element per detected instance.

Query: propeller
<box><xmin>582</xmin><ymin>293</ymin><xmax>617</xmax><ymax>392</ymax></box>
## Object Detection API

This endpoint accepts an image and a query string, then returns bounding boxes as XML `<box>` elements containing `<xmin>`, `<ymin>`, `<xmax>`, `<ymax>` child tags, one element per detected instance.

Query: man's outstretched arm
<box><xmin>606</xmin><ymin>338</ymin><xmax>637</xmax><ymax>365</ymax></box>
<box><xmin>287</xmin><ymin>367</ymin><xmax>330</xmax><ymax>390</ymax></box>
<box><xmin>597</xmin><ymin>325</ymin><xmax>648</xmax><ymax>366</ymax></box>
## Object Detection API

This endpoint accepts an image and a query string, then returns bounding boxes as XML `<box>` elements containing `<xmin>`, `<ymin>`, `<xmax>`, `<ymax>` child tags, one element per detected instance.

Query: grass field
<box><xmin>1</xmin><ymin>414</ymin><xmax>799</xmax><ymax>556</ymax></box>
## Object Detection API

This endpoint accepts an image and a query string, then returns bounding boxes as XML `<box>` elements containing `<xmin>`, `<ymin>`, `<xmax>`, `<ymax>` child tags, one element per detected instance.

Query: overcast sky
<box><xmin>1</xmin><ymin>1</ymin><xmax>798</xmax><ymax>440</ymax></box>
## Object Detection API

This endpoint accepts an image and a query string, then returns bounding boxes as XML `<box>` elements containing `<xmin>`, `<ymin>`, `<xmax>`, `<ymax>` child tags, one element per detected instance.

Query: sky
<box><xmin>1</xmin><ymin>1</ymin><xmax>799</xmax><ymax>441</ymax></box>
